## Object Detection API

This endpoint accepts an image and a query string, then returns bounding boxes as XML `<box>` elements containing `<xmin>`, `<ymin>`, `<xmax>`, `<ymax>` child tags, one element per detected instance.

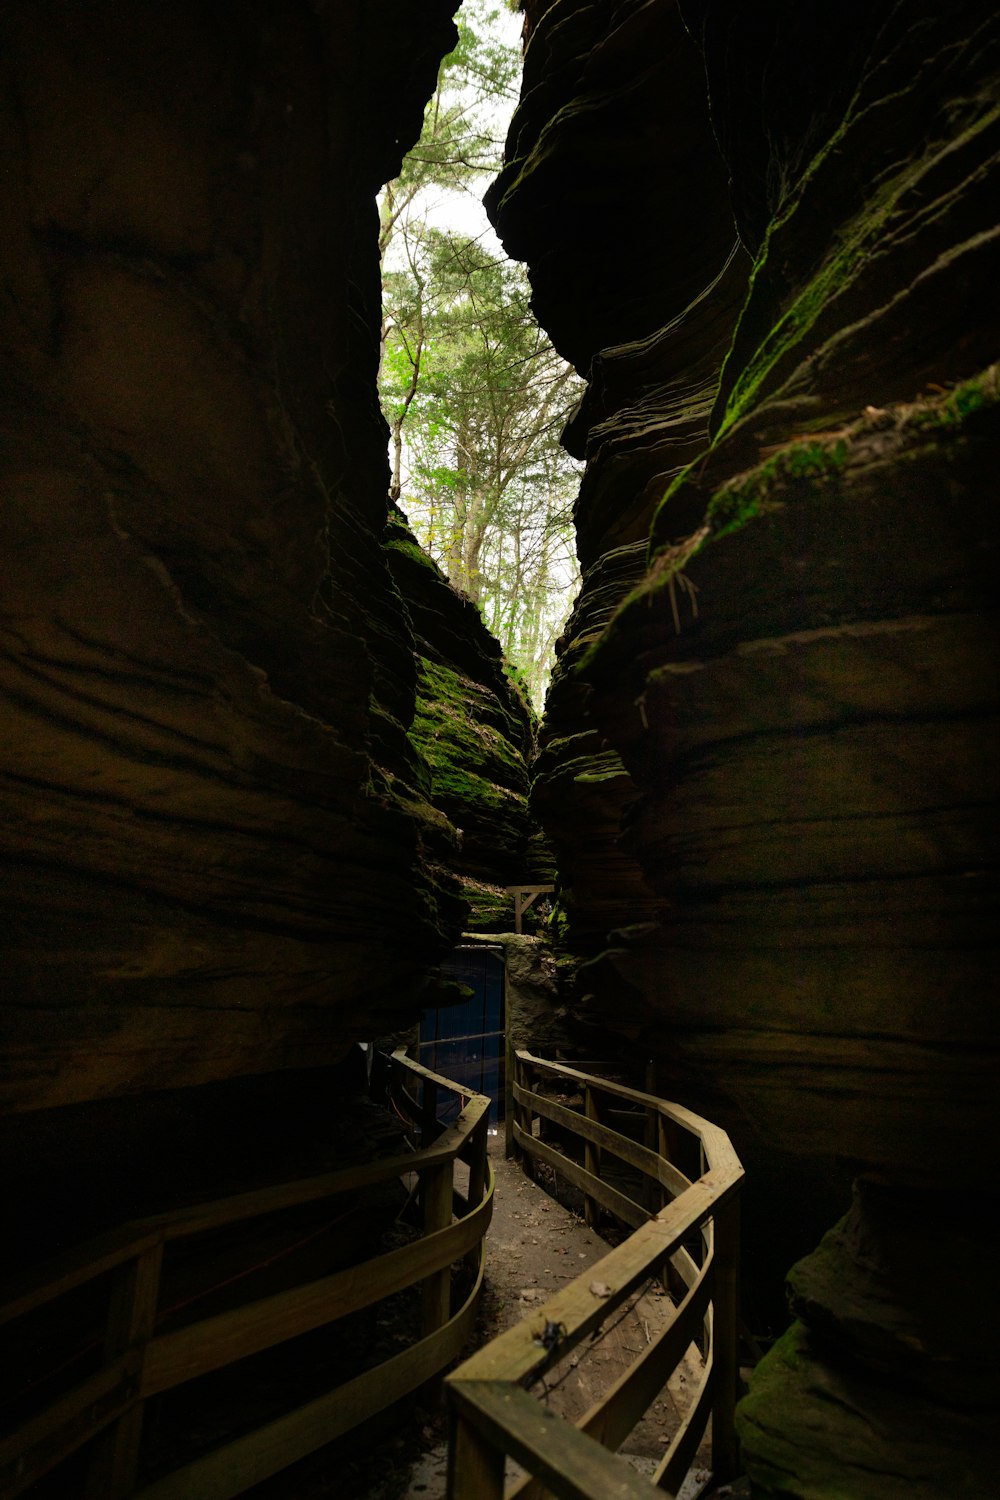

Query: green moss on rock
<box><xmin>706</xmin><ymin>435</ymin><xmax>848</xmax><ymax>539</ymax></box>
<box><xmin>714</xmin><ymin>87</ymin><xmax>1000</xmax><ymax>439</ymax></box>
<box><xmin>414</xmin><ymin>658</ymin><xmax>527</xmax><ymax>796</ymax></box>
<box><xmin>907</xmin><ymin>365</ymin><xmax>998</xmax><ymax>432</ymax></box>
<box><xmin>587</xmin><ymin>364</ymin><xmax>999</xmax><ymax>687</ymax></box>
<box><xmin>737</xmin><ymin>1318</ymin><xmax>993</xmax><ymax>1499</ymax></box>
<box><xmin>383</xmin><ymin>510</ymin><xmax>540</xmax><ymax>892</ymax></box>
<box><xmin>410</xmin><ymin>655</ymin><xmax>531</xmax><ymax>883</ymax></box>
<box><xmin>460</xmin><ymin>879</ymin><xmax>515</xmax><ymax>933</ymax></box>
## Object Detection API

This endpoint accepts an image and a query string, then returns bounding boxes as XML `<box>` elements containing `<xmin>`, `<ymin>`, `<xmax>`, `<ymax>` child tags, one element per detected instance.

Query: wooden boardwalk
<box><xmin>402</xmin><ymin>1145</ymin><xmax>711</xmax><ymax>1499</ymax></box>
<box><xmin>0</xmin><ymin>1053</ymin><xmax>742</xmax><ymax>1499</ymax></box>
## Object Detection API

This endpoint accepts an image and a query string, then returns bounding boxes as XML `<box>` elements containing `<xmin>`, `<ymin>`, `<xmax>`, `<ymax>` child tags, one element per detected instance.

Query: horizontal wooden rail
<box><xmin>447</xmin><ymin>1050</ymin><xmax>743</xmax><ymax>1500</ymax></box>
<box><xmin>0</xmin><ymin>1051</ymin><xmax>492</xmax><ymax>1500</ymax></box>
<box><xmin>512</xmin><ymin>1118</ymin><xmax>647</xmax><ymax>1229</ymax></box>
<box><xmin>0</xmin><ymin>1358</ymin><xmax>136</xmax><ymax>1497</ymax></box>
<box><xmin>140</xmin><ymin>1188</ymin><xmax>493</xmax><ymax>1395</ymax></box>
<box><xmin>0</xmin><ymin>1132</ymin><xmax>471</xmax><ymax>1331</ymax></box>
<box><xmin>136</xmin><ymin>1234</ymin><xmax>492</xmax><ymax>1500</ymax></box>
<box><xmin>516</xmin><ymin>1083</ymin><xmax>693</xmax><ymax>1199</ymax></box>
<box><xmin>451</xmin><ymin>1382</ymin><xmax>656</xmax><ymax>1500</ymax></box>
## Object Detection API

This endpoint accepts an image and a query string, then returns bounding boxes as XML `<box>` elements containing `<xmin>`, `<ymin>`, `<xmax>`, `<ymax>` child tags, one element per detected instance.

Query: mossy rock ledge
<box><xmin>385</xmin><ymin>508</ymin><xmax>539</xmax><ymax>904</ymax></box>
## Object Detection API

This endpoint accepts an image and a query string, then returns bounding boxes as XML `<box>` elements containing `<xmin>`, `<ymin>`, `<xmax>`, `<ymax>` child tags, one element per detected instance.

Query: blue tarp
<box><xmin>418</xmin><ymin>947</ymin><xmax>504</xmax><ymax>1126</ymax></box>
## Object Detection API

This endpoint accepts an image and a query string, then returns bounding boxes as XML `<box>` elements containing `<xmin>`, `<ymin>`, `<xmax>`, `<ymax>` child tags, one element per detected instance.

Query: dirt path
<box><xmin>401</xmin><ymin>1144</ymin><xmax>714</xmax><ymax>1499</ymax></box>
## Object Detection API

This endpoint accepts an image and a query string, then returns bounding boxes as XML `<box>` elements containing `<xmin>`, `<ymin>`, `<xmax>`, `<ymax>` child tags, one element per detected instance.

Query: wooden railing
<box><xmin>0</xmin><ymin>1051</ymin><xmax>492</xmax><ymax>1500</ymax></box>
<box><xmin>447</xmin><ymin>1051</ymin><xmax>744</xmax><ymax>1500</ymax></box>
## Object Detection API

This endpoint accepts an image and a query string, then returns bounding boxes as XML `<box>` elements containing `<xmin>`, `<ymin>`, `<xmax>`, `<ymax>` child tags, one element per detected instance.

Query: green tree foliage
<box><xmin>378</xmin><ymin>2</ymin><xmax>520</xmax><ymax>259</ymax></box>
<box><xmin>379</xmin><ymin>0</ymin><xmax>581</xmax><ymax>708</ymax></box>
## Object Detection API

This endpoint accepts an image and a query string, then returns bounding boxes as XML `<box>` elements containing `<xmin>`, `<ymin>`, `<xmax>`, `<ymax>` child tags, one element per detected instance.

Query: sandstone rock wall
<box><xmin>491</xmin><ymin>1</ymin><xmax>999</xmax><ymax>1492</ymax></box>
<box><xmin>385</xmin><ymin>507</ymin><xmax>537</xmax><ymax>932</ymax></box>
<box><xmin>0</xmin><ymin>0</ymin><xmax>532</xmax><ymax>1117</ymax></box>
<box><xmin>486</xmin><ymin>0</ymin><xmax>750</xmax><ymax>950</ymax></box>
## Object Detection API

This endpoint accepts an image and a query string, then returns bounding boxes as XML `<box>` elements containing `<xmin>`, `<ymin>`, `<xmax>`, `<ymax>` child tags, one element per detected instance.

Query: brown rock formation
<box><xmin>0</xmin><ymin>1</ymin><xmax>533</xmax><ymax>1127</ymax></box>
<box><xmin>492</xmin><ymin>0</ymin><xmax>999</xmax><ymax>1492</ymax></box>
<box><xmin>1</xmin><ymin>0</ymin><xmax>997</xmax><ymax>1490</ymax></box>
<box><xmin>385</xmin><ymin>507</ymin><xmax>536</xmax><ymax>931</ymax></box>
<box><xmin>487</xmin><ymin>0</ymin><xmax>751</xmax><ymax>951</ymax></box>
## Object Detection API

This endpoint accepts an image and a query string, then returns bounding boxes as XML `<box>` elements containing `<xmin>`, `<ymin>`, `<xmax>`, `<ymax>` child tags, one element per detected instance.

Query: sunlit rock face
<box><xmin>0</xmin><ymin>0</ymin><xmax>521</xmax><ymax>1117</ymax></box>
<box><xmin>492</xmin><ymin>0</ymin><xmax>999</xmax><ymax>1492</ymax></box>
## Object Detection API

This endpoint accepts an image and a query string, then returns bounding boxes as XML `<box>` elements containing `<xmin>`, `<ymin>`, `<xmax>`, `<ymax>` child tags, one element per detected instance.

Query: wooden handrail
<box><xmin>0</xmin><ymin>1138</ymin><xmax>469</xmax><ymax>1330</ymax></box>
<box><xmin>136</xmin><ymin>1249</ymin><xmax>492</xmax><ymax>1500</ymax></box>
<box><xmin>0</xmin><ymin>1053</ymin><xmax>493</xmax><ymax>1500</ymax></box>
<box><xmin>447</xmin><ymin>1050</ymin><xmax>744</xmax><ymax>1500</ymax></box>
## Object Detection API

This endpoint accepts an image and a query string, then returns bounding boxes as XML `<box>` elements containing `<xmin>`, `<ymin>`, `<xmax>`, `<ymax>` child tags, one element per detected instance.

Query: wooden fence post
<box><xmin>421</xmin><ymin>1161</ymin><xmax>454</xmax><ymax>1338</ymax></box>
<box><xmin>85</xmin><ymin>1241</ymin><xmax>163</xmax><ymax>1499</ymax></box>
<box><xmin>447</xmin><ymin>1401</ymin><xmax>505</xmax><ymax>1500</ymax></box>
<box><xmin>656</xmin><ymin>1113</ymin><xmax>671</xmax><ymax>1214</ymax></box>
<box><xmin>504</xmin><ymin>1025</ymin><xmax>515</xmax><ymax>1159</ymax></box>
<box><xmin>711</xmin><ymin>1195</ymin><xmax>741</xmax><ymax>1482</ymax></box>
<box><xmin>423</xmin><ymin>1077</ymin><xmax>440</xmax><ymax>1148</ymax></box>
<box><xmin>389</xmin><ymin>1052</ymin><xmax>412</xmax><ymax>1143</ymax></box>
<box><xmin>643</xmin><ymin>1061</ymin><xmax>657</xmax><ymax>1148</ymax></box>
<box><xmin>463</xmin><ymin>1114</ymin><xmax>488</xmax><ymax>1280</ymax></box>
<box><xmin>657</xmin><ymin>1113</ymin><xmax>689</xmax><ymax>1302</ymax></box>
<box><xmin>583</xmin><ymin>1086</ymin><xmax>601</xmax><ymax>1228</ymax></box>
<box><xmin>515</xmin><ymin>1054</ymin><xmax>536</xmax><ymax>1181</ymax></box>
<box><xmin>466</xmin><ymin>1113</ymin><xmax>487</xmax><ymax>1211</ymax></box>
<box><xmin>643</xmin><ymin>1061</ymin><xmax>659</xmax><ymax>1212</ymax></box>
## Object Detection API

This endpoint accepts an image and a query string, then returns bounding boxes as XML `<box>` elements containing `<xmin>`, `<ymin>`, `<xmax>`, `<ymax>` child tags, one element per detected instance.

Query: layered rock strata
<box><xmin>493</xmin><ymin>0</ymin><xmax>999</xmax><ymax>1492</ymax></box>
<box><xmin>385</xmin><ymin>508</ymin><xmax>536</xmax><ymax>932</ymax></box>
<box><xmin>532</xmin><ymin>540</ymin><xmax>658</xmax><ymax>948</ymax></box>
<box><xmin>0</xmin><ymin>1</ymin><xmax>532</xmax><ymax>1126</ymax></box>
<box><xmin>486</xmin><ymin>0</ymin><xmax>750</xmax><ymax>950</ymax></box>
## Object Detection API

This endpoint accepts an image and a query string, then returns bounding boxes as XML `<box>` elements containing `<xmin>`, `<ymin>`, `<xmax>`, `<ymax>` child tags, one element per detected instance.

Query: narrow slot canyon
<box><xmin>1</xmin><ymin>3</ymin><xmax>997</xmax><ymax>1499</ymax></box>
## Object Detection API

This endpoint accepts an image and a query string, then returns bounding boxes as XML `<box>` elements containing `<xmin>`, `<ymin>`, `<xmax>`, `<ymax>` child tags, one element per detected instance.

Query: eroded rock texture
<box><xmin>492</xmin><ymin>1</ymin><xmax>999</xmax><ymax>1492</ymax></box>
<box><xmin>486</xmin><ymin>0</ymin><xmax>751</xmax><ymax>950</ymax></box>
<box><xmin>386</xmin><ymin>507</ymin><xmax>536</xmax><ymax>931</ymax></box>
<box><xmin>0</xmin><ymin>0</ymin><xmax>532</xmax><ymax>1120</ymax></box>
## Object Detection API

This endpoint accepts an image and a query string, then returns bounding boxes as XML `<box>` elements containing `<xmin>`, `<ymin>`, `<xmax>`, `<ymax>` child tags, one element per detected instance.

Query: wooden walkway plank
<box><xmin>445</xmin><ymin>1051</ymin><xmax>744</xmax><ymax>1500</ymax></box>
<box><xmin>1</xmin><ymin>1040</ymin><xmax>742</xmax><ymax>1500</ymax></box>
<box><xmin>0</xmin><ymin>1096</ymin><xmax>490</xmax><ymax>1329</ymax></box>
<box><xmin>653</xmin><ymin>1346</ymin><xmax>714</xmax><ymax>1496</ymax></box>
<box><xmin>452</xmin><ymin>1175</ymin><xmax>725</xmax><ymax>1392</ymax></box>
<box><xmin>570</xmin><ymin>1261</ymin><xmax>713</xmax><ymax>1459</ymax></box>
<box><xmin>516</xmin><ymin>1054</ymin><xmax>742</xmax><ymax>1183</ymax></box>
<box><xmin>1</xmin><ymin>1055</ymin><xmax>495</xmax><ymax>1500</ymax></box>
